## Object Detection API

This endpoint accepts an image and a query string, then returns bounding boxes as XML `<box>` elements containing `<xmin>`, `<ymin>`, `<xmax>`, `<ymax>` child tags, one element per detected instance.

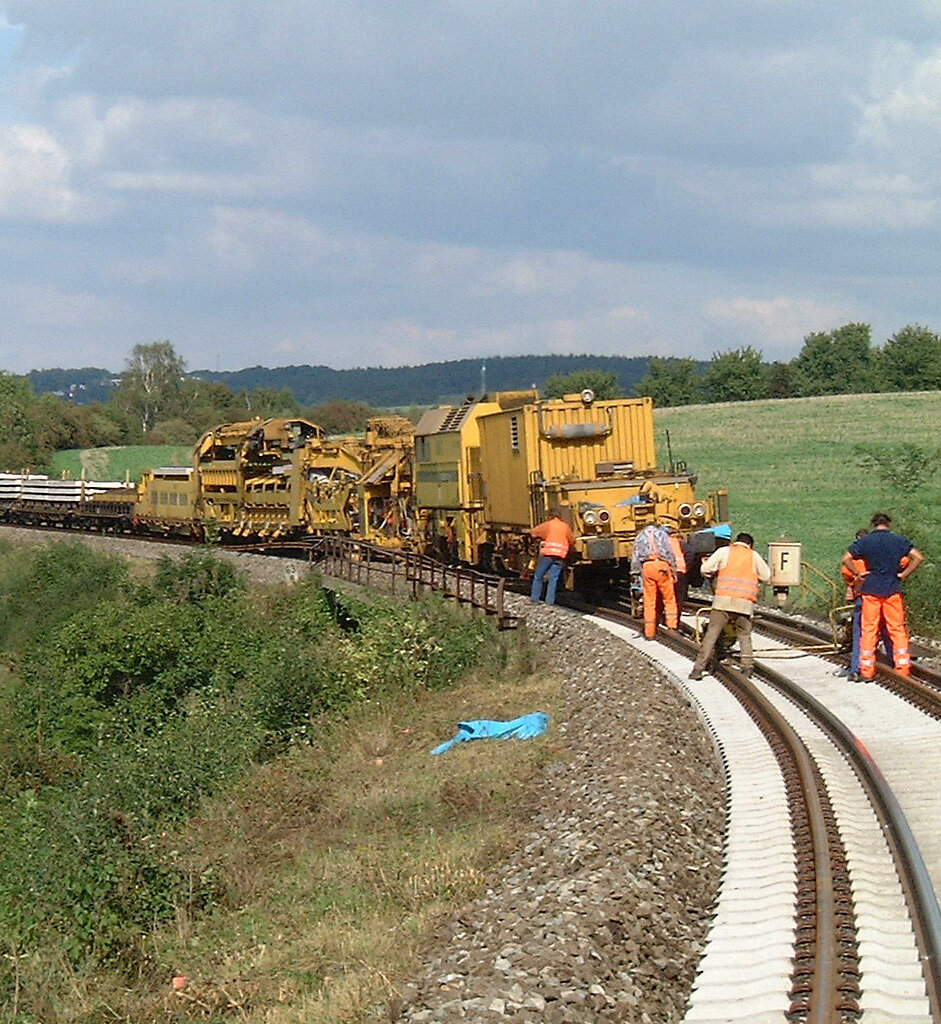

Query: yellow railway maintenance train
<box><xmin>0</xmin><ymin>389</ymin><xmax>728</xmax><ymax>588</ymax></box>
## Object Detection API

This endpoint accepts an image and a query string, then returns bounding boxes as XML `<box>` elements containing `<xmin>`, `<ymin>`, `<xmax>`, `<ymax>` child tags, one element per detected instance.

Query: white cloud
<box><xmin>704</xmin><ymin>296</ymin><xmax>853</xmax><ymax>352</ymax></box>
<box><xmin>0</xmin><ymin>123</ymin><xmax>78</xmax><ymax>219</ymax></box>
<box><xmin>16</xmin><ymin>282</ymin><xmax>119</xmax><ymax>328</ymax></box>
<box><xmin>0</xmin><ymin>1</ymin><xmax>938</xmax><ymax>374</ymax></box>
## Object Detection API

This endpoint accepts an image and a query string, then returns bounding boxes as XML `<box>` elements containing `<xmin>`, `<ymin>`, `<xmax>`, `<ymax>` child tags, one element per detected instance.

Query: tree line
<box><xmin>631</xmin><ymin>322</ymin><xmax>941</xmax><ymax>408</ymax></box>
<box><xmin>0</xmin><ymin>342</ymin><xmax>376</xmax><ymax>473</ymax></box>
<box><xmin>1</xmin><ymin>321</ymin><xmax>938</xmax><ymax>472</ymax></box>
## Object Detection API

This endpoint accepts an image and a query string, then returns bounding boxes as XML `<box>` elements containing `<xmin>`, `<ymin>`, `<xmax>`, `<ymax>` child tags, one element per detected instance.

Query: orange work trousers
<box><xmin>859</xmin><ymin>593</ymin><xmax>910</xmax><ymax>678</ymax></box>
<box><xmin>642</xmin><ymin>558</ymin><xmax>678</xmax><ymax>637</ymax></box>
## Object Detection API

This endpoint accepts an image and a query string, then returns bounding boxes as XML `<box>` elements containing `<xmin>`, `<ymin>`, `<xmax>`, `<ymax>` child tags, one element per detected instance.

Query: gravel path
<box><xmin>384</xmin><ymin>597</ymin><xmax>726</xmax><ymax>1024</ymax></box>
<box><xmin>0</xmin><ymin>528</ymin><xmax>728</xmax><ymax>1022</ymax></box>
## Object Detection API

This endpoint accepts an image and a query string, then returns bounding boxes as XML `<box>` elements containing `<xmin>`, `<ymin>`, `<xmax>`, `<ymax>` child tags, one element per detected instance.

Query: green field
<box><xmin>50</xmin><ymin>444</ymin><xmax>191</xmax><ymax>481</ymax></box>
<box><xmin>657</xmin><ymin>391</ymin><xmax>941</xmax><ymax>601</ymax></box>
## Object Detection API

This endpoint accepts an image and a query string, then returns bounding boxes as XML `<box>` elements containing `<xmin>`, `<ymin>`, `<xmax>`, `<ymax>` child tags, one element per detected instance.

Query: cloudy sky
<box><xmin>0</xmin><ymin>1</ymin><xmax>939</xmax><ymax>375</ymax></box>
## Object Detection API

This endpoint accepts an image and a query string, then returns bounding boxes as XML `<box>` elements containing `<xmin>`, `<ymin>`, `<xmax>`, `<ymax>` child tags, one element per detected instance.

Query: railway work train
<box><xmin>0</xmin><ymin>389</ymin><xmax>729</xmax><ymax>588</ymax></box>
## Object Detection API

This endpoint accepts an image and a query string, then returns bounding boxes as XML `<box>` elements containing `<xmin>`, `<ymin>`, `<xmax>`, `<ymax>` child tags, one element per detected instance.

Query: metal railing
<box><xmin>304</xmin><ymin>536</ymin><xmax>520</xmax><ymax>629</ymax></box>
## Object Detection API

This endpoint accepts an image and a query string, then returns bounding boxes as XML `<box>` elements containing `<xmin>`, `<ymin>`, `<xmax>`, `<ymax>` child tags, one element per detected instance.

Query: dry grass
<box><xmin>93</xmin><ymin>658</ymin><xmax>563</xmax><ymax>1024</ymax></box>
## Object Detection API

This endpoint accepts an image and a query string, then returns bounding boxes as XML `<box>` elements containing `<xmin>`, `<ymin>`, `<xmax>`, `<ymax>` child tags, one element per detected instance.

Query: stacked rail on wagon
<box><xmin>0</xmin><ymin>473</ymin><xmax>137</xmax><ymax>530</ymax></box>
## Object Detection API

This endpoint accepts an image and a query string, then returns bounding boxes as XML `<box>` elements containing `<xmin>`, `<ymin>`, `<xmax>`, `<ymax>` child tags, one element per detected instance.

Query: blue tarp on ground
<box><xmin>431</xmin><ymin>712</ymin><xmax>550</xmax><ymax>755</ymax></box>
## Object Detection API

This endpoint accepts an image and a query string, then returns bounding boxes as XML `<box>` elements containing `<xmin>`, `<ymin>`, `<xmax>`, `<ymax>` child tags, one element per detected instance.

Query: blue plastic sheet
<box><xmin>431</xmin><ymin>712</ymin><xmax>550</xmax><ymax>755</ymax></box>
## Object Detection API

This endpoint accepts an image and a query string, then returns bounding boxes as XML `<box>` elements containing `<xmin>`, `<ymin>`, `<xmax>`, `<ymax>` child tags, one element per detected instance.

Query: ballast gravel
<box><xmin>383</xmin><ymin>596</ymin><xmax>727</xmax><ymax>1024</ymax></box>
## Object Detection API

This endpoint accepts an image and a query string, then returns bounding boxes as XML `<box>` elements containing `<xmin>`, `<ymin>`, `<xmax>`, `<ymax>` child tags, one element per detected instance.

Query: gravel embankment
<box><xmin>385</xmin><ymin>597</ymin><xmax>726</xmax><ymax>1024</ymax></box>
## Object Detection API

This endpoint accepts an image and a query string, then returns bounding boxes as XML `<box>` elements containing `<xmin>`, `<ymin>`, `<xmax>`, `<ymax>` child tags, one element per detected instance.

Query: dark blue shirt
<box><xmin>848</xmin><ymin>529</ymin><xmax>913</xmax><ymax>597</ymax></box>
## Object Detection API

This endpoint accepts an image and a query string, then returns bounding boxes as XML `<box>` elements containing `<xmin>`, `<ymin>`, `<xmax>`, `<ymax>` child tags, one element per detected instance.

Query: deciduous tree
<box><xmin>633</xmin><ymin>358</ymin><xmax>703</xmax><ymax>407</ymax></box>
<box><xmin>877</xmin><ymin>324</ymin><xmax>941</xmax><ymax>391</ymax></box>
<box><xmin>306</xmin><ymin>399</ymin><xmax>376</xmax><ymax>434</ymax></box>
<box><xmin>793</xmin><ymin>323</ymin><xmax>874</xmax><ymax>396</ymax></box>
<box><xmin>701</xmin><ymin>346</ymin><xmax>769</xmax><ymax>403</ymax></box>
<box><xmin>0</xmin><ymin>372</ymin><xmax>42</xmax><ymax>470</ymax></box>
<box><xmin>116</xmin><ymin>341</ymin><xmax>187</xmax><ymax>433</ymax></box>
<box><xmin>543</xmin><ymin>370</ymin><xmax>622</xmax><ymax>400</ymax></box>
<box><xmin>768</xmin><ymin>361</ymin><xmax>795</xmax><ymax>399</ymax></box>
<box><xmin>237</xmin><ymin>387</ymin><xmax>300</xmax><ymax>419</ymax></box>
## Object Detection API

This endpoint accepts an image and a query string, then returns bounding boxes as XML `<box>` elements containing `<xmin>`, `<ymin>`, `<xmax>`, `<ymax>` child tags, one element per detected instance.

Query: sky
<box><xmin>0</xmin><ymin>2</ymin><xmax>940</xmax><ymax>375</ymax></box>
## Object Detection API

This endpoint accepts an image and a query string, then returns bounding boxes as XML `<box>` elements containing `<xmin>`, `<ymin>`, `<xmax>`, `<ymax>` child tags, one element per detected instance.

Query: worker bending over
<box><xmin>689</xmin><ymin>532</ymin><xmax>771</xmax><ymax>680</ymax></box>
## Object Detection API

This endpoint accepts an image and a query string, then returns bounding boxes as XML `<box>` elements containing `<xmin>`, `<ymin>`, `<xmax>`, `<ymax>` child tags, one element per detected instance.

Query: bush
<box><xmin>0</xmin><ymin>541</ymin><xmax>129</xmax><ymax>654</ymax></box>
<box><xmin>0</xmin><ymin>558</ymin><xmax>499</xmax><ymax>979</ymax></box>
<box><xmin>152</xmin><ymin>550</ymin><xmax>246</xmax><ymax>605</ymax></box>
<box><xmin>893</xmin><ymin>510</ymin><xmax>941</xmax><ymax>634</ymax></box>
<box><xmin>18</xmin><ymin>601</ymin><xmax>207</xmax><ymax>755</ymax></box>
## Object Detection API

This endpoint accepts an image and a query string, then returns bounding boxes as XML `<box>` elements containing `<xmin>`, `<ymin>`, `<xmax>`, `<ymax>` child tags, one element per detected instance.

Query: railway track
<box><xmin>580</xmin><ymin>599</ymin><xmax>941</xmax><ymax>1022</ymax></box>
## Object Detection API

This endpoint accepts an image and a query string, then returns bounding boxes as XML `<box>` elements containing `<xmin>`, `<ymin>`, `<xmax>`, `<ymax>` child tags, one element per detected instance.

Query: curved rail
<box><xmin>583</xmin><ymin>595</ymin><xmax>941</xmax><ymax>1019</ymax></box>
<box><xmin>582</xmin><ymin>603</ymin><xmax>859</xmax><ymax>1019</ymax></box>
<box><xmin>750</xmin><ymin>655</ymin><xmax>941</xmax><ymax>1020</ymax></box>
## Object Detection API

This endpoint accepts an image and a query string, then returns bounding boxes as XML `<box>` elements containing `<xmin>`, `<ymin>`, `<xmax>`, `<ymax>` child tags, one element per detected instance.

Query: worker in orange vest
<box><xmin>842</xmin><ymin>512</ymin><xmax>923</xmax><ymax>679</ymax></box>
<box><xmin>630</xmin><ymin>521</ymin><xmax>678</xmax><ymax>638</ymax></box>
<box><xmin>689</xmin><ymin>532</ymin><xmax>771</xmax><ymax>680</ymax></box>
<box><xmin>529</xmin><ymin>508</ymin><xmax>575</xmax><ymax>605</ymax></box>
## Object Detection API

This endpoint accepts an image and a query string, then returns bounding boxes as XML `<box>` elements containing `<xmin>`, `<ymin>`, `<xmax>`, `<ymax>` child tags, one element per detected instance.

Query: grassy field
<box><xmin>657</xmin><ymin>391</ymin><xmax>941</xmax><ymax>604</ymax></box>
<box><xmin>50</xmin><ymin>444</ymin><xmax>191</xmax><ymax>481</ymax></box>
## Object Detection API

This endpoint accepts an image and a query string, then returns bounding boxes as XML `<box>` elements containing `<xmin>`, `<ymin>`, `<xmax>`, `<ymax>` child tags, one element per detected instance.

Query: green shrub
<box><xmin>892</xmin><ymin>509</ymin><xmax>941</xmax><ymax>634</ymax></box>
<box><xmin>0</xmin><ymin>560</ymin><xmax>500</xmax><ymax>980</ymax></box>
<box><xmin>18</xmin><ymin>601</ymin><xmax>207</xmax><ymax>755</ymax></box>
<box><xmin>152</xmin><ymin>549</ymin><xmax>246</xmax><ymax>605</ymax></box>
<box><xmin>0</xmin><ymin>541</ymin><xmax>129</xmax><ymax>654</ymax></box>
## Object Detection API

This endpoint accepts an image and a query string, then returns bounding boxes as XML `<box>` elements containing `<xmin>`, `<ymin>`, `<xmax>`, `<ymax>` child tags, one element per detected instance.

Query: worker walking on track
<box><xmin>529</xmin><ymin>508</ymin><xmax>575</xmax><ymax>605</ymax></box>
<box><xmin>689</xmin><ymin>532</ymin><xmax>771</xmax><ymax>680</ymax></box>
<box><xmin>842</xmin><ymin>512</ymin><xmax>922</xmax><ymax>680</ymax></box>
<box><xmin>631</xmin><ymin>521</ymin><xmax>678</xmax><ymax>638</ymax></box>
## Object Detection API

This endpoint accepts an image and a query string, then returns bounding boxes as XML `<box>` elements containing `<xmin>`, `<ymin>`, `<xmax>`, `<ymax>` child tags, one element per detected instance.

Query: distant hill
<box><xmin>189</xmin><ymin>355</ymin><xmax>656</xmax><ymax>406</ymax></box>
<box><xmin>27</xmin><ymin>367</ymin><xmax>119</xmax><ymax>404</ymax></box>
<box><xmin>27</xmin><ymin>355</ymin><xmax>660</xmax><ymax>407</ymax></box>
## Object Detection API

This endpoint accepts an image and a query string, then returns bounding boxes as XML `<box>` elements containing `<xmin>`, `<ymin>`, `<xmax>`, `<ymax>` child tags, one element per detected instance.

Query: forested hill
<box><xmin>189</xmin><ymin>354</ymin><xmax>653</xmax><ymax>406</ymax></box>
<box><xmin>28</xmin><ymin>354</ymin><xmax>654</xmax><ymax>407</ymax></box>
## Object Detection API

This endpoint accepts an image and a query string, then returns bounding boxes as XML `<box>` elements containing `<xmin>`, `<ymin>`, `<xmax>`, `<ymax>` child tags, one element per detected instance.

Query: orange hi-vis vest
<box><xmin>714</xmin><ymin>544</ymin><xmax>759</xmax><ymax>603</ymax></box>
<box><xmin>669</xmin><ymin>535</ymin><xmax>687</xmax><ymax>574</ymax></box>
<box><xmin>539</xmin><ymin>518</ymin><xmax>572</xmax><ymax>558</ymax></box>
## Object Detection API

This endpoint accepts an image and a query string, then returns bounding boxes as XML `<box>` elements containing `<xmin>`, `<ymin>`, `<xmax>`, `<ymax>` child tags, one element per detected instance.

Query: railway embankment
<box><xmin>0</xmin><ymin>526</ymin><xmax>728</xmax><ymax>1022</ymax></box>
<box><xmin>380</xmin><ymin>597</ymin><xmax>726</xmax><ymax>1024</ymax></box>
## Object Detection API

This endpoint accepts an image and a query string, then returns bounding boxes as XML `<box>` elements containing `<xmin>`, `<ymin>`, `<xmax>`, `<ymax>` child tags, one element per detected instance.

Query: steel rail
<box><xmin>672</xmin><ymin>604</ymin><xmax>941</xmax><ymax>1019</ymax></box>
<box><xmin>752</xmin><ymin>658</ymin><xmax>941</xmax><ymax>1022</ymax></box>
<box><xmin>719</xmin><ymin>669</ymin><xmax>843</xmax><ymax>1023</ymax></box>
<box><xmin>579</xmin><ymin>602</ymin><xmax>852</xmax><ymax>1020</ymax></box>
